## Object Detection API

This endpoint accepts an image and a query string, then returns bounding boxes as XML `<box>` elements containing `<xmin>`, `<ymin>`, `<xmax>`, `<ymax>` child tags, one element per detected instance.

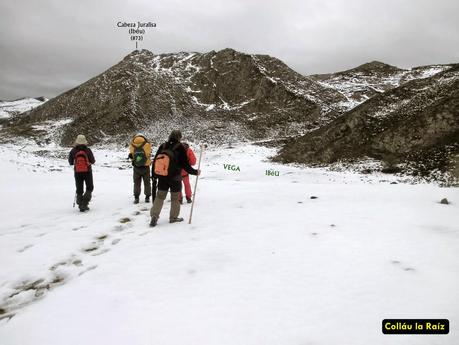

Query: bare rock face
<box><xmin>6</xmin><ymin>49</ymin><xmax>346</xmax><ymax>146</ymax></box>
<box><xmin>276</xmin><ymin>65</ymin><xmax>459</xmax><ymax>183</ymax></box>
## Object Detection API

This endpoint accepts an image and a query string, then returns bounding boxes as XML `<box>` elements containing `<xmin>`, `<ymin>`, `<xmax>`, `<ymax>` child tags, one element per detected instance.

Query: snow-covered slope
<box><xmin>0</xmin><ymin>98</ymin><xmax>46</xmax><ymax>119</ymax></box>
<box><xmin>0</xmin><ymin>142</ymin><xmax>458</xmax><ymax>345</ymax></box>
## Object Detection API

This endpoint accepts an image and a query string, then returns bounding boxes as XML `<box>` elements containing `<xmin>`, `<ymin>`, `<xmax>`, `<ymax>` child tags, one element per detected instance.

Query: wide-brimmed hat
<box><xmin>74</xmin><ymin>134</ymin><xmax>88</xmax><ymax>145</ymax></box>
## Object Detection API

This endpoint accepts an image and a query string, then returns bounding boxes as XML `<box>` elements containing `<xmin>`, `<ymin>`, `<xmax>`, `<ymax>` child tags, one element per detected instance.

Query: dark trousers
<box><xmin>151</xmin><ymin>176</ymin><xmax>181</xmax><ymax>201</ymax></box>
<box><xmin>157</xmin><ymin>178</ymin><xmax>182</xmax><ymax>193</ymax></box>
<box><xmin>133</xmin><ymin>166</ymin><xmax>151</xmax><ymax>197</ymax></box>
<box><xmin>75</xmin><ymin>171</ymin><xmax>94</xmax><ymax>206</ymax></box>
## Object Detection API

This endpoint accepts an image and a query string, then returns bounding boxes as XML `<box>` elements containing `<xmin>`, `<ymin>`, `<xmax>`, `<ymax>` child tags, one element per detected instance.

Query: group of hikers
<box><xmin>68</xmin><ymin>130</ymin><xmax>201</xmax><ymax>227</ymax></box>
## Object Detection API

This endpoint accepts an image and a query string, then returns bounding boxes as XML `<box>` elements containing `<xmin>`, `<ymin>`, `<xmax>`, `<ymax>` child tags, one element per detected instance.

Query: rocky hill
<box><xmin>4</xmin><ymin>49</ymin><xmax>347</xmax><ymax>146</ymax></box>
<box><xmin>276</xmin><ymin>64</ymin><xmax>459</xmax><ymax>183</ymax></box>
<box><xmin>310</xmin><ymin>61</ymin><xmax>451</xmax><ymax>109</ymax></box>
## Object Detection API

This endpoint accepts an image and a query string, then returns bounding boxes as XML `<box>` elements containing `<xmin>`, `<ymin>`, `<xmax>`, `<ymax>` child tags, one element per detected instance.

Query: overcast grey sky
<box><xmin>1</xmin><ymin>0</ymin><xmax>458</xmax><ymax>100</ymax></box>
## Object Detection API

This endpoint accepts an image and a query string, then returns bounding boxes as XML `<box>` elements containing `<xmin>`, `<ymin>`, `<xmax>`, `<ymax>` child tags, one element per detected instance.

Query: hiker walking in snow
<box><xmin>179</xmin><ymin>142</ymin><xmax>197</xmax><ymax>204</ymax></box>
<box><xmin>149</xmin><ymin>130</ymin><xmax>200</xmax><ymax>227</ymax></box>
<box><xmin>128</xmin><ymin>133</ymin><xmax>152</xmax><ymax>204</ymax></box>
<box><xmin>68</xmin><ymin>134</ymin><xmax>95</xmax><ymax>212</ymax></box>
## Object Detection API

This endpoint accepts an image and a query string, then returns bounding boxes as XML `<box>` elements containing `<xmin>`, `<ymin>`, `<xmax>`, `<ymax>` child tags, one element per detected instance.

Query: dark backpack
<box><xmin>75</xmin><ymin>150</ymin><xmax>90</xmax><ymax>173</ymax></box>
<box><xmin>153</xmin><ymin>143</ymin><xmax>181</xmax><ymax>177</ymax></box>
<box><xmin>133</xmin><ymin>140</ymin><xmax>147</xmax><ymax>167</ymax></box>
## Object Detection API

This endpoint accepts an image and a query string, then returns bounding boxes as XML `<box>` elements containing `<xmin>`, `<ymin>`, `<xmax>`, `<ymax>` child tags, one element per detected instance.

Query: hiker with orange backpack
<box><xmin>128</xmin><ymin>133</ymin><xmax>152</xmax><ymax>204</ymax></box>
<box><xmin>68</xmin><ymin>135</ymin><xmax>95</xmax><ymax>212</ymax></box>
<box><xmin>149</xmin><ymin>130</ymin><xmax>200</xmax><ymax>227</ymax></box>
<box><xmin>179</xmin><ymin>142</ymin><xmax>197</xmax><ymax>204</ymax></box>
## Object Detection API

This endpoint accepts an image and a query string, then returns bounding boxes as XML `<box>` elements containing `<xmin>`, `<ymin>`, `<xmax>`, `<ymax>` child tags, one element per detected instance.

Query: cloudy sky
<box><xmin>1</xmin><ymin>0</ymin><xmax>458</xmax><ymax>100</ymax></box>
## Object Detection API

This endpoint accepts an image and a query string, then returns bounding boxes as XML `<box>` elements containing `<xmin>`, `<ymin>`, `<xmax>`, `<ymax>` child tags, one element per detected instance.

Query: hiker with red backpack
<box><xmin>149</xmin><ymin>130</ymin><xmax>200</xmax><ymax>227</ymax></box>
<box><xmin>128</xmin><ymin>134</ymin><xmax>152</xmax><ymax>204</ymax></box>
<box><xmin>179</xmin><ymin>142</ymin><xmax>197</xmax><ymax>204</ymax></box>
<box><xmin>68</xmin><ymin>134</ymin><xmax>95</xmax><ymax>212</ymax></box>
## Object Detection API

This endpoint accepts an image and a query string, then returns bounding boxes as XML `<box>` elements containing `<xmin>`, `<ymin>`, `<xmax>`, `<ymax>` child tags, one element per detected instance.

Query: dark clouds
<box><xmin>1</xmin><ymin>0</ymin><xmax>458</xmax><ymax>99</ymax></box>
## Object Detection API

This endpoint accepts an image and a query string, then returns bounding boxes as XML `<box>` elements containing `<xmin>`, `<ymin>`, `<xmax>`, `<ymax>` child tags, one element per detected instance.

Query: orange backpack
<box><xmin>153</xmin><ymin>143</ymin><xmax>180</xmax><ymax>177</ymax></box>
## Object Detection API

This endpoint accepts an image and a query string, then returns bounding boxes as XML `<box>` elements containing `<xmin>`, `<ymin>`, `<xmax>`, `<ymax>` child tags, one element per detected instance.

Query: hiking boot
<box><xmin>149</xmin><ymin>216</ymin><xmax>158</xmax><ymax>227</ymax></box>
<box><xmin>145</xmin><ymin>196</ymin><xmax>150</xmax><ymax>203</ymax></box>
<box><xmin>79</xmin><ymin>205</ymin><xmax>89</xmax><ymax>212</ymax></box>
<box><xmin>186</xmin><ymin>197</ymin><xmax>192</xmax><ymax>204</ymax></box>
<box><xmin>134</xmin><ymin>197</ymin><xmax>139</xmax><ymax>204</ymax></box>
<box><xmin>170</xmin><ymin>217</ymin><xmax>184</xmax><ymax>223</ymax></box>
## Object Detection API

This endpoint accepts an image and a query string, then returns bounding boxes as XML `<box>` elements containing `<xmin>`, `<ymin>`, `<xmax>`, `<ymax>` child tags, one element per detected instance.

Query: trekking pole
<box><xmin>188</xmin><ymin>144</ymin><xmax>205</xmax><ymax>224</ymax></box>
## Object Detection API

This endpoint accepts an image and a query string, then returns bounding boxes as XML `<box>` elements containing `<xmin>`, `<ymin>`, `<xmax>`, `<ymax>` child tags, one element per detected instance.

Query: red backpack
<box><xmin>75</xmin><ymin>150</ymin><xmax>90</xmax><ymax>173</ymax></box>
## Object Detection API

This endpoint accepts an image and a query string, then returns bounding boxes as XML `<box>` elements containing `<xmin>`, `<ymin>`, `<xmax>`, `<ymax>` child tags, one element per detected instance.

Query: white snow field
<box><xmin>0</xmin><ymin>142</ymin><xmax>458</xmax><ymax>345</ymax></box>
<box><xmin>0</xmin><ymin>98</ymin><xmax>46</xmax><ymax>119</ymax></box>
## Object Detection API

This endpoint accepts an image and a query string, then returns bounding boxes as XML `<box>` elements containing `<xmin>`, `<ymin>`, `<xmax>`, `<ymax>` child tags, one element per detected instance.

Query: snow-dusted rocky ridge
<box><xmin>277</xmin><ymin>64</ymin><xmax>459</xmax><ymax>184</ymax></box>
<box><xmin>6</xmin><ymin>49</ymin><xmax>347</xmax><ymax>146</ymax></box>
<box><xmin>310</xmin><ymin>61</ymin><xmax>452</xmax><ymax>110</ymax></box>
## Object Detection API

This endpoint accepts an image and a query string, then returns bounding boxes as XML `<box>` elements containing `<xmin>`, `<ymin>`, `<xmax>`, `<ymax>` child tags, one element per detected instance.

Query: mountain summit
<box><xmin>346</xmin><ymin>60</ymin><xmax>403</xmax><ymax>74</ymax></box>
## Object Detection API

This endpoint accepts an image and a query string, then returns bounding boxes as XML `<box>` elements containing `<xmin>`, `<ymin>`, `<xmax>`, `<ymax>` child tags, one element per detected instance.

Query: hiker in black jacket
<box><xmin>68</xmin><ymin>134</ymin><xmax>96</xmax><ymax>212</ymax></box>
<box><xmin>150</xmin><ymin>130</ymin><xmax>200</xmax><ymax>227</ymax></box>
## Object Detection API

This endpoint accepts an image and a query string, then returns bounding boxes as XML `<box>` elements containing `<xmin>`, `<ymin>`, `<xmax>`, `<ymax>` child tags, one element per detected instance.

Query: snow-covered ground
<box><xmin>0</xmin><ymin>98</ymin><xmax>46</xmax><ymax>119</ymax></box>
<box><xmin>0</xmin><ymin>142</ymin><xmax>458</xmax><ymax>345</ymax></box>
